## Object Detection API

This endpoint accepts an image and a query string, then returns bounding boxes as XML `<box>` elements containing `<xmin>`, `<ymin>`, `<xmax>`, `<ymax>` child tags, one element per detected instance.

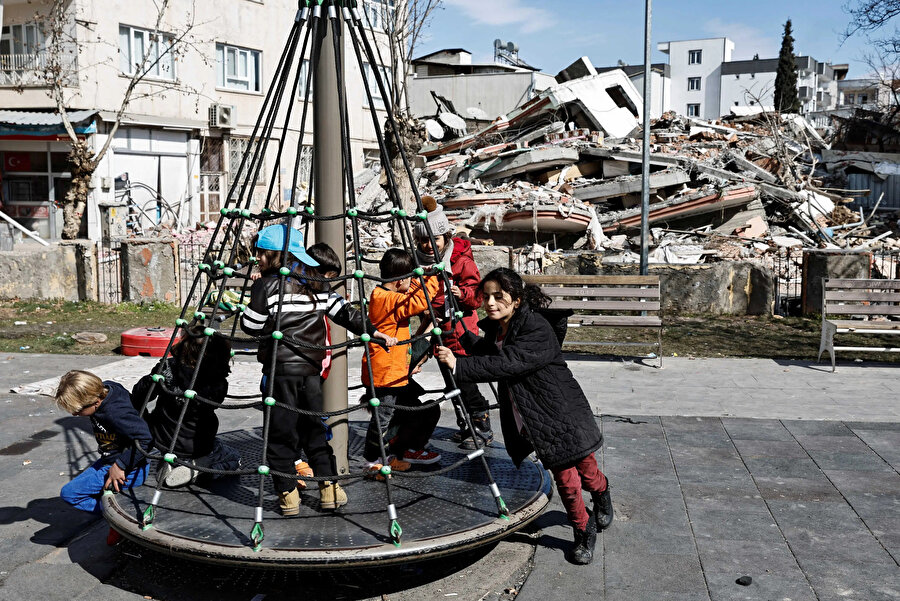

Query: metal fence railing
<box><xmin>178</xmin><ymin>240</ymin><xmax>209</xmax><ymax>307</ymax></box>
<box><xmin>96</xmin><ymin>240</ymin><xmax>122</xmax><ymax>304</ymax></box>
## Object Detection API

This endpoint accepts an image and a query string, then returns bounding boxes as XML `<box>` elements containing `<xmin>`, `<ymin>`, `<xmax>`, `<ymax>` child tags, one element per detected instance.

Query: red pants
<box><xmin>551</xmin><ymin>453</ymin><xmax>608</xmax><ymax>530</ymax></box>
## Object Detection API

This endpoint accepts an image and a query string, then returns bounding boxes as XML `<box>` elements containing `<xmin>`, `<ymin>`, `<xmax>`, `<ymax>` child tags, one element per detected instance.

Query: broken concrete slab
<box><xmin>477</xmin><ymin>146</ymin><xmax>580</xmax><ymax>182</ymax></box>
<box><xmin>572</xmin><ymin>169</ymin><xmax>691</xmax><ymax>202</ymax></box>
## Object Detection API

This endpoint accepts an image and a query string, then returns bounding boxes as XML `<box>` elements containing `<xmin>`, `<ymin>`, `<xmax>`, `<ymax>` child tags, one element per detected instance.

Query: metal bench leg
<box><xmin>818</xmin><ymin>321</ymin><xmax>836</xmax><ymax>373</ymax></box>
<box><xmin>657</xmin><ymin>328</ymin><xmax>663</xmax><ymax>369</ymax></box>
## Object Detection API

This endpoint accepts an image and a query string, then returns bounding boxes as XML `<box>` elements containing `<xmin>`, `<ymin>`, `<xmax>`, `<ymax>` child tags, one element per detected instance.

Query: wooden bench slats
<box><xmin>552</xmin><ymin>300</ymin><xmax>661</xmax><ymax>312</ymax></box>
<box><xmin>825</xmin><ymin>291</ymin><xmax>900</xmax><ymax>302</ymax></box>
<box><xmin>825</xmin><ymin>279</ymin><xmax>900</xmax><ymax>290</ymax></box>
<box><xmin>573</xmin><ymin>316</ymin><xmax>663</xmax><ymax>327</ymax></box>
<box><xmin>524</xmin><ymin>275</ymin><xmax>659</xmax><ymax>285</ymax></box>
<box><xmin>820</xmin><ymin>278</ymin><xmax>900</xmax><ymax>371</ymax></box>
<box><xmin>541</xmin><ymin>287</ymin><xmax>660</xmax><ymax>299</ymax></box>
<box><xmin>824</xmin><ymin>304</ymin><xmax>900</xmax><ymax>315</ymax></box>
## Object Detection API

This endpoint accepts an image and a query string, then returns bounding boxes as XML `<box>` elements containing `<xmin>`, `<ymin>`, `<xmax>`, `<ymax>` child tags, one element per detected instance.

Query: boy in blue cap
<box><xmin>241</xmin><ymin>225</ymin><xmax>396</xmax><ymax>515</ymax></box>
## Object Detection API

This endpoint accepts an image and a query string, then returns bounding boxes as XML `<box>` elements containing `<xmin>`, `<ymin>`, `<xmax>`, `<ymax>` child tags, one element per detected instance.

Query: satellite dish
<box><xmin>424</xmin><ymin>119</ymin><xmax>445</xmax><ymax>140</ymax></box>
<box><xmin>466</xmin><ymin>106</ymin><xmax>489</xmax><ymax>120</ymax></box>
<box><xmin>438</xmin><ymin>112</ymin><xmax>467</xmax><ymax>131</ymax></box>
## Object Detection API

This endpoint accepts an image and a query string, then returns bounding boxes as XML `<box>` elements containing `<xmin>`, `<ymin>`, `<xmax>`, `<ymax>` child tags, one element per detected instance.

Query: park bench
<box><xmin>523</xmin><ymin>274</ymin><xmax>663</xmax><ymax>367</ymax></box>
<box><xmin>818</xmin><ymin>278</ymin><xmax>900</xmax><ymax>372</ymax></box>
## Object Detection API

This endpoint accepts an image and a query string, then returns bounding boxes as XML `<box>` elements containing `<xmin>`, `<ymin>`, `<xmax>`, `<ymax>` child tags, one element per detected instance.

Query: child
<box><xmin>132</xmin><ymin>326</ymin><xmax>241</xmax><ymax>488</ymax></box>
<box><xmin>413</xmin><ymin>196</ymin><xmax>490</xmax><ymax>450</ymax></box>
<box><xmin>56</xmin><ymin>370</ymin><xmax>153</xmax><ymax>514</ymax></box>
<box><xmin>240</xmin><ymin>225</ymin><xmax>395</xmax><ymax>516</ymax></box>
<box><xmin>435</xmin><ymin>268</ymin><xmax>613</xmax><ymax>565</ymax></box>
<box><xmin>361</xmin><ymin>248</ymin><xmax>442</xmax><ymax>471</ymax></box>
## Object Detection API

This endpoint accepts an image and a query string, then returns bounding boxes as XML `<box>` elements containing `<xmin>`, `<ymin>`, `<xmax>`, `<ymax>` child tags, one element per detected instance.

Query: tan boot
<box><xmin>319</xmin><ymin>481</ymin><xmax>348</xmax><ymax>510</ymax></box>
<box><xmin>278</xmin><ymin>488</ymin><xmax>300</xmax><ymax>516</ymax></box>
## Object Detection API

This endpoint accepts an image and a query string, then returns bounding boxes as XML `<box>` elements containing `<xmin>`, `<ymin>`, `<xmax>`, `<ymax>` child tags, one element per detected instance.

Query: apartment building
<box><xmin>658</xmin><ymin>37</ymin><xmax>841</xmax><ymax>120</ymax></box>
<box><xmin>838</xmin><ymin>78</ymin><xmax>898</xmax><ymax>110</ymax></box>
<box><xmin>0</xmin><ymin>0</ymin><xmax>395</xmax><ymax>241</ymax></box>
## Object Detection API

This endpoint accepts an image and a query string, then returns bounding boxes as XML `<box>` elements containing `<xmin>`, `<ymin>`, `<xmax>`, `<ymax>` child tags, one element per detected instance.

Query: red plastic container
<box><xmin>121</xmin><ymin>327</ymin><xmax>181</xmax><ymax>357</ymax></box>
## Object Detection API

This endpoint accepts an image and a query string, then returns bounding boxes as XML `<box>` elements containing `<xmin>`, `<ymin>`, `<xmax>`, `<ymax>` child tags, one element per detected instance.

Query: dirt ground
<box><xmin>1</xmin><ymin>299</ymin><xmax>899</xmax><ymax>363</ymax></box>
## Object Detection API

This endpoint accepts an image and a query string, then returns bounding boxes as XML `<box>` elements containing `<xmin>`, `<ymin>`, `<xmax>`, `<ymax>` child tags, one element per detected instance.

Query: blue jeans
<box><xmin>60</xmin><ymin>459</ymin><xmax>149</xmax><ymax>514</ymax></box>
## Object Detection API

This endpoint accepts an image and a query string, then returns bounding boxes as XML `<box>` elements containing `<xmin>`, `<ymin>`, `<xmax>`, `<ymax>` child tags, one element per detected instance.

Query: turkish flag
<box><xmin>4</xmin><ymin>153</ymin><xmax>31</xmax><ymax>172</ymax></box>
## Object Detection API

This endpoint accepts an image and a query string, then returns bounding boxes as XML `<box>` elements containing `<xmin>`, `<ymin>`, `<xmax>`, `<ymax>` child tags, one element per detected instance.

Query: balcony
<box><xmin>0</xmin><ymin>52</ymin><xmax>76</xmax><ymax>87</ymax></box>
<box><xmin>816</xmin><ymin>91</ymin><xmax>832</xmax><ymax>106</ymax></box>
<box><xmin>798</xmin><ymin>86</ymin><xmax>812</xmax><ymax>100</ymax></box>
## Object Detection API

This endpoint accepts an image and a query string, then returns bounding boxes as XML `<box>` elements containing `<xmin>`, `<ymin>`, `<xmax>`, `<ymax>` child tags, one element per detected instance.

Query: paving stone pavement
<box><xmin>0</xmin><ymin>351</ymin><xmax>899</xmax><ymax>600</ymax></box>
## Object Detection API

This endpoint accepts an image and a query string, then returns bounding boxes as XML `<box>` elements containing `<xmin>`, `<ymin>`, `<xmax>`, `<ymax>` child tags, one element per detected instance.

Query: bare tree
<box><xmin>361</xmin><ymin>0</ymin><xmax>442</xmax><ymax>213</ymax></box>
<box><xmin>33</xmin><ymin>0</ymin><xmax>207</xmax><ymax>238</ymax></box>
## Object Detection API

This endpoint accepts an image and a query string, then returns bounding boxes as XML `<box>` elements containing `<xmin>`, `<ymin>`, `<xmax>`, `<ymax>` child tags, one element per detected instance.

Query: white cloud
<box><xmin>444</xmin><ymin>0</ymin><xmax>557</xmax><ymax>34</ymax></box>
<box><xmin>703</xmin><ymin>18</ymin><xmax>780</xmax><ymax>60</ymax></box>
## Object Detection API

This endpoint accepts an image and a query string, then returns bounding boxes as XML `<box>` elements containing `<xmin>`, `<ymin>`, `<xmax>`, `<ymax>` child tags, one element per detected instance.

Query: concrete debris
<box><xmin>352</xmin><ymin>70</ymin><xmax>900</xmax><ymax>266</ymax></box>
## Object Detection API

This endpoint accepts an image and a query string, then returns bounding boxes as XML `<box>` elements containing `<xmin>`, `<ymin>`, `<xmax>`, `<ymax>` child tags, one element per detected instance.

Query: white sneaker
<box><xmin>164</xmin><ymin>464</ymin><xmax>196</xmax><ymax>488</ymax></box>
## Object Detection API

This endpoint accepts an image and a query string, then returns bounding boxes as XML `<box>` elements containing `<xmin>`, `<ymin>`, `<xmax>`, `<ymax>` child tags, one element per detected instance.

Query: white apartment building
<box><xmin>658</xmin><ymin>37</ymin><xmax>841</xmax><ymax>120</ymax></box>
<box><xmin>657</xmin><ymin>37</ymin><xmax>734</xmax><ymax>120</ymax></box>
<box><xmin>0</xmin><ymin>0</ymin><xmax>395</xmax><ymax>241</ymax></box>
<box><xmin>838</xmin><ymin>78</ymin><xmax>897</xmax><ymax>110</ymax></box>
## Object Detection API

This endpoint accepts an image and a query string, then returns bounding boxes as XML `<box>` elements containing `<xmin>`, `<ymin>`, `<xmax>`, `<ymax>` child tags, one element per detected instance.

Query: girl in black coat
<box><xmin>435</xmin><ymin>268</ymin><xmax>613</xmax><ymax>565</ymax></box>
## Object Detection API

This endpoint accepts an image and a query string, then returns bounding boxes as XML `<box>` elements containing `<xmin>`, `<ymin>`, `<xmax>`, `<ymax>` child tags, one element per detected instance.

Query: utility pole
<box><xmin>314</xmin><ymin>2</ymin><xmax>349</xmax><ymax>474</ymax></box>
<box><xmin>640</xmin><ymin>0</ymin><xmax>652</xmax><ymax>275</ymax></box>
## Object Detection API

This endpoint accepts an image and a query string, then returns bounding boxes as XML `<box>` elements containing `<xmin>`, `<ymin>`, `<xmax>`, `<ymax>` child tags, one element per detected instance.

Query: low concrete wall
<box><xmin>0</xmin><ymin>243</ymin><xmax>82</xmax><ymax>301</ymax></box>
<box><xmin>121</xmin><ymin>238</ymin><xmax>179</xmax><ymax>303</ymax></box>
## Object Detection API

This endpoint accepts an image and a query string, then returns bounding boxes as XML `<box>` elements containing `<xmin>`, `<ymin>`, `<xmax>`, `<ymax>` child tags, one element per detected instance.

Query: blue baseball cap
<box><xmin>255</xmin><ymin>224</ymin><xmax>319</xmax><ymax>267</ymax></box>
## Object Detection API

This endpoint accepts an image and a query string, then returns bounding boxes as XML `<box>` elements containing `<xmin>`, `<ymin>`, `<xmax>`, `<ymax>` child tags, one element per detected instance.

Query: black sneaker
<box><xmin>592</xmin><ymin>486</ymin><xmax>614</xmax><ymax>530</ymax></box>
<box><xmin>459</xmin><ymin>429</ymin><xmax>493</xmax><ymax>450</ymax></box>
<box><xmin>570</xmin><ymin>511</ymin><xmax>597</xmax><ymax>565</ymax></box>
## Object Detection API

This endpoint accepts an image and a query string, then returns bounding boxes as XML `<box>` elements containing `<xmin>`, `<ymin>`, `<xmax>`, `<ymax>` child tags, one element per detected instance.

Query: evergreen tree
<box><xmin>774</xmin><ymin>19</ymin><xmax>801</xmax><ymax>113</ymax></box>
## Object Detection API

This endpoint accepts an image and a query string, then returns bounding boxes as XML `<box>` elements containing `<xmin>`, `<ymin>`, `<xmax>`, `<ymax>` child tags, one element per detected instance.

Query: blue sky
<box><xmin>416</xmin><ymin>0</ymin><xmax>881</xmax><ymax>77</ymax></box>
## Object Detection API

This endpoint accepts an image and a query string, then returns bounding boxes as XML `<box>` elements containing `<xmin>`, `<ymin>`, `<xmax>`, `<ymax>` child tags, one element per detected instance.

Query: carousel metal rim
<box><xmin>102</xmin><ymin>477</ymin><xmax>552</xmax><ymax>569</ymax></box>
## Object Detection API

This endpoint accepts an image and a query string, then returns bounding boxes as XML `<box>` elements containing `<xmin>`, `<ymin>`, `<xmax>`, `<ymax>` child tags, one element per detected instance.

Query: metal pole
<box><xmin>314</xmin><ymin>4</ymin><xmax>349</xmax><ymax>474</ymax></box>
<box><xmin>640</xmin><ymin>0</ymin><xmax>652</xmax><ymax>275</ymax></box>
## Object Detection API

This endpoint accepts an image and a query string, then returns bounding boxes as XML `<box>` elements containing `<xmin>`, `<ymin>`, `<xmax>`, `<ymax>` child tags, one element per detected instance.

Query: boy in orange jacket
<box><xmin>361</xmin><ymin>248</ymin><xmax>442</xmax><ymax>470</ymax></box>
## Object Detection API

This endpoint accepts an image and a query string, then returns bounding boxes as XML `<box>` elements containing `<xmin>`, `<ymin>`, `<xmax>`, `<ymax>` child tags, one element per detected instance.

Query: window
<box><xmin>363</xmin><ymin>0</ymin><xmax>396</xmax><ymax>31</ymax></box>
<box><xmin>363</xmin><ymin>62</ymin><xmax>392</xmax><ymax>110</ymax></box>
<box><xmin>859</xmin><ymin>94</ymin><xmax>868</xmax><ymax>105</ymax></box>
<box><xmin>216</xmin><ymin>43</ymin><xmax>262</xmax><ymax>92</ymax></box>
<box><xmin>688</xmin><ymin>77</ymin><xmax>701</xmax><ymax>91</ymax></box>
<box><xmin>228</xmin><ymin>136</ymin><xmax>266</xmax><ymax>185</ymax></box>
<box><xmin>119</xmin><ymin>25</ymin><xmax>176</xmax><ymax>80</ymax></box>
<box><xmin>846</xmin><ymin>93</ymin><xmax>855</xmax><ymax>104</ymax></box>
<box><xmin>688</xmin><ymin>49</ymin><xmax>702</xmax><ymax>65</ymax></box>
<box><xmin>687</xmin><ymin>103</ymin><xmax>701</xmax><ymax>117</ymax></box>
<box><xmin>297</xmin><ymin>59</ymin><xmax>312</xmax><ymax>98</ymax></box>
<box><xmin>1</xmin><ymin>23</ymin><xmax>44</xmax><ymax>55</ymax></box>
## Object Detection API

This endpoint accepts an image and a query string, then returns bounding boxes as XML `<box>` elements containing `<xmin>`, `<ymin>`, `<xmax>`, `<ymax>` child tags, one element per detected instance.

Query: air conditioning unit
<box><xmin>209</xmin><ymin>104</ymin><xmax>236</xmax><ymax>129</ymax></box>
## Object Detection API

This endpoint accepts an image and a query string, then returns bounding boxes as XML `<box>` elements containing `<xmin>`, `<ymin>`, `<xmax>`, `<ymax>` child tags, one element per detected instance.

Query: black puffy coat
<box><xmin>455</xmin><ymin>305</ymin><xmax>602</xmax><ymax>470</ymax></box>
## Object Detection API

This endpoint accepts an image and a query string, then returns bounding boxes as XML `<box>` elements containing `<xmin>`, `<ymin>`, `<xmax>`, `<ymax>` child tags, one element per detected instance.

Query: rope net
<box><xmin>131</xmin><ymin>1</ymin><xmax>508</xmax><ymax>552</ymax></box>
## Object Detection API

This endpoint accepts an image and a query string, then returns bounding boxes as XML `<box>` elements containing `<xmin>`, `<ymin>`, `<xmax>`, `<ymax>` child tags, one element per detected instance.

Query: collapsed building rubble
<box><xmin>354</xmin><ymin>69</ymin><xmax>900</xmax><ymax>277</ymax></box>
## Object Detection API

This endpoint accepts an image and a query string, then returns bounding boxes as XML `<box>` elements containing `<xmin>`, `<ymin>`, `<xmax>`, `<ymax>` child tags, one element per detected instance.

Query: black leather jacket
<box><xmin>240</xmin><ymin>271</ymin><xmax>373</xmax><ymax>375</ymax></box>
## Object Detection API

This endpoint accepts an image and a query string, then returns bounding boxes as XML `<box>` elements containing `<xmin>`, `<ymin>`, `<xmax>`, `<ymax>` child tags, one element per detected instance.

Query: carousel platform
<box><xmin>102</xmin><ymin>423</ymin><xmax>552</xmax><ymax>569</ymax></box>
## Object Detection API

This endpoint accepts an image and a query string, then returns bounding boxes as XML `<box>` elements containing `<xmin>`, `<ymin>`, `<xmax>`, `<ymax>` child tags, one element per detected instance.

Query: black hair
<box><xmin>379</xmin><ymin>248</ymin><xmax>414</xmax><ymax>280</ymax></box>
<box><xmin>477</xmin><ymin>267</ymin><xmax>550</xmax><ymax>310</ymax></box>
<box><xmin>173</xmin><ymin>326</ymin><xmax>233</xmax><ymax>376</ymax></box>
<box><xmin>307</xmin><ymin>242</ymin><xmax>342</xmax><ymax>276</ymax></box>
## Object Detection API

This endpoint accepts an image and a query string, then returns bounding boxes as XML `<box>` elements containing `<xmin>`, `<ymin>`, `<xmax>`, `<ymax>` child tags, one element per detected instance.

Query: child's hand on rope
<box><xmin>434</xmin><ymin>345</ymin><xmax>456</xmax><ymax>370</ymax></box>
<box><xmin>373</xmin><ymin>331</ymin><xmax>398</xmax><ymax>347</ymax></box>
<box><xmin>450</xmin><ymin>284</ymin><xmax>462</xmax><ymax>298</ymax></box>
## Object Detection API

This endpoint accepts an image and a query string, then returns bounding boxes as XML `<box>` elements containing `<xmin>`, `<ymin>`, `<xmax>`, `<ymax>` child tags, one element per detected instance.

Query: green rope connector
<box><xmin>413</xmin><ymin>267</ymin><xmax>424</xmax><ymax>276</ymax></box>
<box><xmin>163</xmin><ymin>453</ymin><xmax>176</xmax><ymax>464</ymax></box>
<box><xmin>354</xmin><ymin>270</ymin><xmax>365</xmax><ymax>279</ymax></box>
<box><xmin>369</xmin><ymin>397</ymin><xmax>380</xmax><ymax>407</ymax></box>
<box><xmin>390</xmin><ymin>520</ymin><xmax>402</xmax><ymax>547</ymax></box>
<box><xmin>398</xmin><ymin>209</ymin><xmax>407</xmax><ymax>217</ymax></box>
<box><xmin>347</xmin><ymin>208</ymin><xmax>358</xmax><ymax>217</ymax></box>
<box><xmin>416</xmin><ymin>210</ymin><xmax>428</xmax><ymax>220</ymax></box>
<box><xmin>279</xmin><ymin>267</ymin><xmax>291</xmax><ymax>276</ymax></box>
<box><xmin>240</xmin><ymin>209</ymin><xmax>251</xmax><ymax>218</ymax></box>
<box><xmin>497</xmin><ymin>496</ymin><xmax>511</xmax><ymax>519</ymax></box>
<box><xmin>454</xmin><ymin>311</ymin><xmax>464</xmax><ymax>319</ymax></box>
<box><xmin>272</xmin><ymin>331</ymin><xmax>283</xmax><ymax>340</ymax></box>
<box><xmin>230</xmin><ymin>350</ymin><xmax>236</xmax><ymax>357</ymax></box>
<box><xmin>434</xmin><ymin>262</ymin><xmax>445</xmax><ymax>272</ymax></box>
<box><xmin>214</xmin><ymin>260</ymin><xmax>225</xmax><ymax>269</ymax></box>
<box><xmin>193</xmin><ymin>311</ymin><xmax>205</xmax><ymax>320</ymax></box>
<box><xmin>360</xmin><ymin>333</ymin><xmax>371</xmax><ymax>343</ymax></box>
<box><xmin>258</xmin><ymin>465</ymin><xmax>270</xmax><ymax>475</ymax></box>
<box><xmin>305</xmin><ymin>206</ymin><xmax>315</xmax><ymax>215</ymax></box>
<box><xmin>250</xmin><ymin>257</ymin><xmax>259</xmax><ymax>264</ymax></box>
<box><xmin>287</xmin><ymin>207</ymin><xmax>298</xmax><ymax>216</ymax></box>
<box><xmin>262</xmin><ymin>208</ymin><xmax>272</xmax><ymax>215</ymax></box>
<box><xmin>431</xmin><ymin>327</ymin><xmax>442</xmax><ymax>336</ymax></box>
<box><xmin>141</xmin><ymin>504</ymin><xmax>155</xmax><ymax>530</ymax></box>
<box><xmin>175</xmin><ymin>318</ymin><xmax>187</xmax><ymax>327</ymax></box>
<box><xmin>390</xmin><ymin>208</ymin><xmax>399</xmax><ymax>216</ymax></box>
<box><xmin>151</xmin><ymin>374</ymin><xmax>164</xmax><ymax>383</ymax></box>
<box><xmin>380</xmin><ymin>464</ymin><xmax>391</xmax><ymax>475</ymax></box>
<box><xmin>238</xmin><ymin>303</ymin><xmax>247</xmax><ymax>312</ymax></box>
<box><xmin>184</xmin><ymin>389</ymin><xmax>196</xmax><ymax>399</ymax></box>
<box><xmin>204</xmin><ymin>327</ymin><xmax>215</xmax><ymax>337</ymax></box>
<box><xmin>219</xmin><ymin>207</ymin><xmax>230</xmax><ymax>216</ymax></box>
<box><xmin>264</xmin><ymin>396</ymin><xmax>276</xmax><ymax>406</ymax></box>
<box><xmin>223</xmin><ymin>267</ymin><xmax>235</xmax><ymax>276</ymax></box>
<box><xmin>198</xmin><ymin>263</ymin><xmax>210</xmax><ymax>272</ymax></box>
<box><xmin>251</xmin><ymin>522</ymin><xmax>264</xmax><ymax>552</ymax></box>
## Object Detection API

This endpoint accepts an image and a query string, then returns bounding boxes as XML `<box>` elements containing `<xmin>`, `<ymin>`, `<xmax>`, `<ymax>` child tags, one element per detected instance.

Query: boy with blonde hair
<box><xmin>56</xmin><ymin>370</ymin><xmax>153</xmax><ymax>514</ymax></box>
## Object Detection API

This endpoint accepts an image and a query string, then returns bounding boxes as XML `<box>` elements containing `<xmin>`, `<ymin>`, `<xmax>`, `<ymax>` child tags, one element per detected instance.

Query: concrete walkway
<box><xmin>0</xmin><ymin>352</ymin><xmax>898</xmax><ymax>600</ymax></box>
